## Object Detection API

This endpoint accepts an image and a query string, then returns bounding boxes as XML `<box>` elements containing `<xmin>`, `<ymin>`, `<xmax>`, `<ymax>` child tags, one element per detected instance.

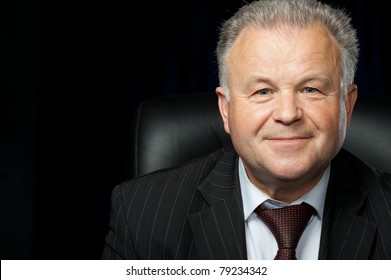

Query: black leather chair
<box><xmin>130</xmin><ymin>93</ymin><xmax>391</xmax><ymax>178</ymax></box>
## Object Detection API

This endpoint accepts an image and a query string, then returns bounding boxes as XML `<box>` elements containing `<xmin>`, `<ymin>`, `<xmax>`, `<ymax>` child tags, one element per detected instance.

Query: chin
<box><xmin>272</xmin><ymin>171</ymin><xmax>310</xmax><ymax>183</ymax></box>
<box><xmin>267</xmin><ymin>162</ymin><xmax>315</xmax><ymax>181</ymax></box>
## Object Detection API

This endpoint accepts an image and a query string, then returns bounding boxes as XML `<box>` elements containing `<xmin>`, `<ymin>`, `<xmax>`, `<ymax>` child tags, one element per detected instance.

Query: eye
<box><xmin>257</xmin><ymin>89</ymin><xmax>271</xmax><ymax>95</ymax></box>
<box><xmin>301</xmin><ymin>86</ymin><xmax>325</xmax><ymax>99</ymax></box>
<box><xmin>251</xmin><ymin>88</ymin><xmax>274</xmax><ymax>102</ymax></box>
<box><xmin>303</xmin><ymin>87</ymin><xmax>318</xmax><ymax>93</ymax></box>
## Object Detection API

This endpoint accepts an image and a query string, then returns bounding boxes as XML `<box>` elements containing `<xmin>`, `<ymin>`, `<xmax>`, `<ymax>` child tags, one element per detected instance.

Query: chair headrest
<box><xmin>343</xmin><ymin>94</ymin><xmax>391</xmax><ymax>173</ymax></box>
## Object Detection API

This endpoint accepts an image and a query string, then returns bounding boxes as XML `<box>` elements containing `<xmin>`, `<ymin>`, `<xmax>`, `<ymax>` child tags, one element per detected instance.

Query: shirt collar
<box><xmin>239</xmin><ymin>157</ymin><xmax>329</xmax><ymax>220</ymax></box>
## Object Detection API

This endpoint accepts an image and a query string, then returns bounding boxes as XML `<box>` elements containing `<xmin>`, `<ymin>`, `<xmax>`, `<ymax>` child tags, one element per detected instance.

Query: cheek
<box><xmin>229</xmin><ymin>103</ymin><xmax>270</xmax><ymax>135</ymax></box>
<box><xmin>307</xmin><ymin>102</ymin><xmax>345</xmax><ymax>139</ymax></box>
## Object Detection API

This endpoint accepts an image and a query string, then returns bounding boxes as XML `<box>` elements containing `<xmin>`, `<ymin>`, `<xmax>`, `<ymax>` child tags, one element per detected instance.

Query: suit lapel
<box><xmin>188</xmin><ymin>147</ymin><xmax>247</xmax><ymax>259</ymax></box>
<box><xmin>319</xmin><ymin>149</ymin><xmax>377</xmax><ymax>259</ymax></box>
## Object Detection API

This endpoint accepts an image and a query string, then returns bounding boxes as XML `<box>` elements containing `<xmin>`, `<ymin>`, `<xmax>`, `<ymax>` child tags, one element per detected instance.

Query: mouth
<box><xmin>266</xmin><ymin>136</ymin><xmax>312</xmax><ymax>146</ymax></box>
<box><xmin>269</xmin><ymin>136</ymin><xmax>310</xmax><ymax>140</ymax></box>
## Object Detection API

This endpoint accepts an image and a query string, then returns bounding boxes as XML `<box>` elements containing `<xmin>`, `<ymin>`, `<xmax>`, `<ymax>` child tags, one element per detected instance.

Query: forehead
<box><xmin>228</xmin><ymin>22</ymin><xmax>340</xmax><ymax>70</ymax></box>
<box><xmin>225</xmin><ymin>23</ymin><xmax>342</xmax><ymax>94</ymax></box>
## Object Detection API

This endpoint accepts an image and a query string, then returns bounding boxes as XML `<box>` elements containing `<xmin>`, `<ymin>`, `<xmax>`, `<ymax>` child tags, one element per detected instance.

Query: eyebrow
<box><xmin>242</xmin><ymin>74</ymin><xmax>333</xmax><ymax>90</ymax></box>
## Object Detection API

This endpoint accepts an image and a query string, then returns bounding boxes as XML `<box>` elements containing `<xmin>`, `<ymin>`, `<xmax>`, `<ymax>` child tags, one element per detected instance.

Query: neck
<box><xmin>249</xmin><ymin>170</ymin><xmax>326</xmax><ymax>204</ymax></box>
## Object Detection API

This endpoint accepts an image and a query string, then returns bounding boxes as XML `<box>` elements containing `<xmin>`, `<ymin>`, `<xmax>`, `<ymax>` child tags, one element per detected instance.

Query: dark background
<box><xmin>1</xmin><ymin>0</ymin><xmax>388</xmax><ymax>259</ymax></box>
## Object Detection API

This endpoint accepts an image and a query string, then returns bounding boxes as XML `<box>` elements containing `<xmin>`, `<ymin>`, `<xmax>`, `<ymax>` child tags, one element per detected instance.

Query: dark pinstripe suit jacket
<box><xmin>102</xmin><ymin>145</ymin><xmax>391</xmax><ymax>260</ymax></box>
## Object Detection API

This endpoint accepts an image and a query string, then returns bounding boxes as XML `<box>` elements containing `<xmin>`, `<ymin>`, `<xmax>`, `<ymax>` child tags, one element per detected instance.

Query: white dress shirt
<box><xmin>238</xmin><ymin>158</ymin><xmax>330</xmax><ymax>260</ymax></box>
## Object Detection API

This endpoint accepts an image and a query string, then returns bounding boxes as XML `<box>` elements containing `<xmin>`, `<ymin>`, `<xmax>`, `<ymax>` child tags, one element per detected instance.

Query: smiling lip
<box><xmin>267</xmin><ymin>136</ymin><xmax>311</xmax><ymax>144</ymax></box>
<box><xmin>269</xmin><ymin>136</ymin><xmax>309</xmax><ymax>140</ymax></box>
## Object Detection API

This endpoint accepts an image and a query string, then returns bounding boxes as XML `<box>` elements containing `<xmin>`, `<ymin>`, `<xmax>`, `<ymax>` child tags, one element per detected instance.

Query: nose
<box><xmin>271</xmin><ymin>93</ymin><xmax>302</xmax><ymax>124</ymax></box>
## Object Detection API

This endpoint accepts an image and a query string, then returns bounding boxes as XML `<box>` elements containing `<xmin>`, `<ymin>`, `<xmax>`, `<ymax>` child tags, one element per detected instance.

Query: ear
<box><xmin>215</xmin><ymin>87</ymin><xmax>231</xmax><ymax>134</ymax></box>
<box><xmin>345</xmin><ymin>84</ymin><xmax>358</xmax><ymax>128</ymax></box>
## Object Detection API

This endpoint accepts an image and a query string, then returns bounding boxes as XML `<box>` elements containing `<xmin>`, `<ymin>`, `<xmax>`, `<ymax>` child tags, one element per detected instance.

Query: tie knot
<box><xmin>255</xmin><ymin>202</ymin><xmax>315</xmax><ymax>260</ymax></box>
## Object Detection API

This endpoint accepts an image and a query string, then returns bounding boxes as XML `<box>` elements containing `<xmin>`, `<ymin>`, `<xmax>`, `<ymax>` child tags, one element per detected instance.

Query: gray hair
<box><xmin>216</xmin><ymin>0</ymin><xmax>359</xmax><ymax>100</ymax></box>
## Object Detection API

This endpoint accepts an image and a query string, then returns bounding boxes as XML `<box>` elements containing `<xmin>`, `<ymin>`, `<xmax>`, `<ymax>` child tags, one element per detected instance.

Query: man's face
<box><xmin>217</xmin><ymin>23</ymin><xmax>357</xmax><ymax>198</ymax></box>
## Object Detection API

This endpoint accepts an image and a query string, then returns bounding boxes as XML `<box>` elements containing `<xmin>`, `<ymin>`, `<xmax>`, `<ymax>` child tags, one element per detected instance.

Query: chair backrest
<box><xmin>130</xmin><ymin>93</ymin><xmax>391</xmax><ymax>178</ymax></box>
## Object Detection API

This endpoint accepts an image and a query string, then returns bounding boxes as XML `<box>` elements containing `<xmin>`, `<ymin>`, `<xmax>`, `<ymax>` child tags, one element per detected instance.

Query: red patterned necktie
<box><xmin>254</xmin><ymin>202</ymin><xmax>315</xmax><ymax>260</ymax></box>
